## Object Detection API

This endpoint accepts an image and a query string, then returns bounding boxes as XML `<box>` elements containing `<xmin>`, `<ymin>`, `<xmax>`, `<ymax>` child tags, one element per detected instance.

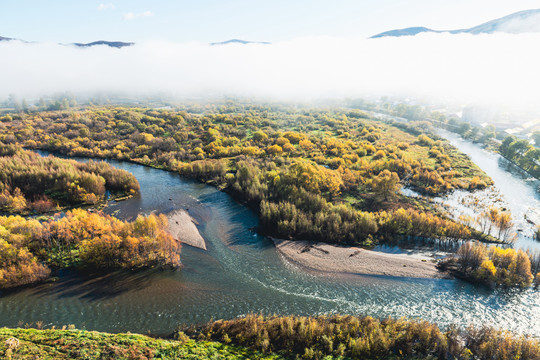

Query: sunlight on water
<box><xmin>0</xmin><ymin>152</ymin><xmax>538</xmax><ymax>336</ymax></box>
<box><xmin>436</xmin><ymin>129</ymin><xmax>540</xmax><ymax>251</ymax></box>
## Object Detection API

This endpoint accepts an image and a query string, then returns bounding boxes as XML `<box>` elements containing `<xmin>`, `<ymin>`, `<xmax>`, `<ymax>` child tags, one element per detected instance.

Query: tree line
<box><xmin>414</xmin><ymin>105</ymin><xmax>540</xmax><ymax>181</ymax></box>
<box><xmin>0</xmin><ymin>145</ymin><xmax>139</xmax><ymax>213</ymax></box>
<box><xmin>0</xmin><ymin>105</ymin><xmax>499</xmax><ymax>245</ymax></box>
<box><xmin>500</xmin><ymin>135</ymin><xmax>540</xmax><ymax>178</ymax></box>
<box><xmin>0</xmin><ymin>209</ymin><xmax>180</xmax><ymax>289</ymax></box>
<box><xmin>186</xmin><ymin>314</ymin><xmax>540</xmax><ymax>360</ymax></box>
<box><xmin>440</xmin><ymin>241</ymin><xmax>540</xmax><ymax>288</ymax></box>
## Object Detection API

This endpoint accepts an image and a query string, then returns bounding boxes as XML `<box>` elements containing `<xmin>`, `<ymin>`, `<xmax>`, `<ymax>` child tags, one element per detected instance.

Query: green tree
<box><xmin>500</xmin><ymin>135</ymin><xmax>515</xmax><ymax>157</ymax></box>
<box><xmin>532</xmin><ymin>130</ymin><xmax>540</xmax><ymax>146</ymax></box>
<box><xmin>508</xmin><ymin>139</ymin><xmax>531</xmax><ymax>159</ymax></box>
<box><xmin>252</xmin><ymin>131</ymin><xmax>268</xmax><ymax>143</ymax></box>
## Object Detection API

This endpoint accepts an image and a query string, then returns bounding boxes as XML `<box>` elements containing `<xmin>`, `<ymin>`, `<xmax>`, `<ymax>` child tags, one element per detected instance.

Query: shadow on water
<box><xmin>0</xmin><ymin>148</ymin><xmax>536</xmax><ymax>335</ymax></box>
<box><xmin>374</xmin><ymin>235</ymin><xmax>464</xmax><ymax>254</ymax></box>
<box><xmin>28</xmin><ymin>269</ymin><xmax>161</xmax><ymax>301</ymax></box>
<box><xmin>498</xmin><ymin>156</ymin><xmax>540</xmax><ymax>183</ymax></box>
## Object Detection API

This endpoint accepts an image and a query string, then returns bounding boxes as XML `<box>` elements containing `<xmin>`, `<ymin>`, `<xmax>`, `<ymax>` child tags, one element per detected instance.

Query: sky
<box><xmin>1</xmin><ymin>0</ymin><xmax>540</xmax><ymax>43</ymax></box>
<box><xmin>2</xmin><ymin>1</ymin><xmax>540</xmax><ymax>114</ymax></box>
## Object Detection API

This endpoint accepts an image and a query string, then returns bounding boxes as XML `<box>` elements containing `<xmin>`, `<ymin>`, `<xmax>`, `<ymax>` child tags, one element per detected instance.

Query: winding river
<box><xmin>0</xmin><ymin>146</ymin><xmax>539</xmax><ymax>336</ymax></box>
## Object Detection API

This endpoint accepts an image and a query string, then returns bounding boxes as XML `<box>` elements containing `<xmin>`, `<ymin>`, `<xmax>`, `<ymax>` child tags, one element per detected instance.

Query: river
<box><xmin>0</xmin><ymin>150</ymin><xmax>538</xmax><ymax>336</ymax></box>
<box><xmin>435</xmin><ymin>129</ymin><xmax>540</xmax><ymax>251</ymax></box>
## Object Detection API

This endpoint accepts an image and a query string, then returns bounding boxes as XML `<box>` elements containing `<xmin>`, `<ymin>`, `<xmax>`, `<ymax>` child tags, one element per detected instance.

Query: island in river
<box><xmin>272</xmin><ymin>238</ymin><xmax>446</xmax><ymax>279</ymax></box>
<box><xmin>0</xmin><ymin>104</ymin><xmax>540</xmax><ymax>357</ymax></box>
<box><xmin>167</xmin><ymin>209</ymin><xmax>207</xmax><ymax>250</ymax></box>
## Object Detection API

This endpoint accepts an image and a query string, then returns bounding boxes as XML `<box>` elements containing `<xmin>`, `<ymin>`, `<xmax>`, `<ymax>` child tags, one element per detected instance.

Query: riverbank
<box><xmin>3</xmin><ymin>313</ymin><xmax>538</xmax><ymax>360</ymax></box>
<box><xmin>167</xmin><ymin>209</ymin><xmax>207</xmax><ymax>250</ymax></box>
<box><xmin>434</xmin><ymin>128</ymin><xmax>540</xmax><ymax>247</ymax></box>
<box><xmin>433</xmin><ymin>122</ymin><xmax>540</xmax><ymax>182</ymax></box>
<box><xmin>272</xmin><ymin>238</ymin><xmax>448</xmax><ymax>279</ymax></box>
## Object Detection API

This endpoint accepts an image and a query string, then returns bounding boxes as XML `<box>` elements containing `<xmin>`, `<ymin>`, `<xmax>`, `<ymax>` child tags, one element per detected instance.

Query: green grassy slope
<box><xmin>0</xmin><ymin>328</ymin><xmax>282</xmax><ymax>360</ymax></box>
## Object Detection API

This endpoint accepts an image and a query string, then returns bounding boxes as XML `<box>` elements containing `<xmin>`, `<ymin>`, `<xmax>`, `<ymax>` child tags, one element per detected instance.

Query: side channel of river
<box><xmin>435</xmin><ymin>128</ymin><xmax>540</xmax><ymax>251</ymax></box>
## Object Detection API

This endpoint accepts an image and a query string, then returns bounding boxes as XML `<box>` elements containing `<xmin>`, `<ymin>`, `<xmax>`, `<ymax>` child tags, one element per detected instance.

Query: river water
<box><xmin>435</xmin><ymin>129</ymin><xmax>540</xmax><ymax>251</ymax></box>
<box><xmin>0</xmin><ymin>150</ymin><xmax>538</xmax><ymax>336</ymax></box>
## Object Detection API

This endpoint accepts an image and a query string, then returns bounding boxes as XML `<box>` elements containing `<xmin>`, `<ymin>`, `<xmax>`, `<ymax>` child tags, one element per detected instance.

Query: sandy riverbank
<box><xmin>167</xmin><ymin>210</ymin><xmax>207</xmax><ymax>250</ymax></box>
<box><xmin>272</xmin><ymin>239</ymin><xmax>448</xmax><ymax>279</ymax></box>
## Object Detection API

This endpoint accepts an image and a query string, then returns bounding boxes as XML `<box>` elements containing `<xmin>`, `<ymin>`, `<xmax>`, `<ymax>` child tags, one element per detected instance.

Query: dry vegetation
<box><xmin>0</xmin><ymin>327</ymin><xmax>277</xmax><ymax>360</ymax></box>
<box><xmin>187</xmin><ymin>314</ymin><xmax>540</xmax><ymax>360</ymax></box>
<box><xmin>2</xmin><ymin>314</ymin><xmax>538</xmax><ymax>360</ymax></box>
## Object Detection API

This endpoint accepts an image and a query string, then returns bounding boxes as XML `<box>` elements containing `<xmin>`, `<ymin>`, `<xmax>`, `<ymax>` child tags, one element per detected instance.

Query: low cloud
<box><xmin>1</xmin><ymin>33</ymin><xmax>540</xmax><ymax>112</ymax></box>
<box><xmin>497</xmin><ymin>12</ymin><xmax>540</xmax><ymax>33</ymax></box>
<box><xmin>123</xmin><ymin>11</ymin><xmax>154</xmax><ymax>21</ymax></box>
<box><xmin>97</xmin><ymin>3</ymin><xmax>115</xmax><ymax>11</ymax></box>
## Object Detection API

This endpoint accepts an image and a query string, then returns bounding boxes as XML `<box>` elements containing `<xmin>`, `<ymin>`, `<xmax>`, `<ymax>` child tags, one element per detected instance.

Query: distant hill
<box><xmin>372</xmin><ymin>9</ymin><xmax>540</xmax><ymax>38</ymax></box>
<box><xmin>0</xmin><ymin>36</ymin><xmax>132</xmax><ymax>48</ymax></box>
<box><xmin>1</xmin><ymin>36</ymin><xmax>268</xmax><ymax>48</ymax></box>
<box><xmin>72</xmin><ymin>40</ymin><xmax>134</xmax><ymax>48</ymax></box>
<box><xmin>372</xmin><ymin>27</ymin><xmax>438</xmax><ymax>38</ymax></box>
<box><xmin>210</xmin><ymin>39</ymin><xmax>271</xmax><ymax>46</ymax></box>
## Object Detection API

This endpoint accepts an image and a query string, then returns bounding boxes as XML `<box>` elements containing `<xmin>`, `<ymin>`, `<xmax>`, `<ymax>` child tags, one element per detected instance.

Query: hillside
<box><xmin>0</xmin><ymin>328</ymin><xmax>277</xmax><ymax>359</ymax></box>
<box><xmin>1</xmin><ymin>36</ymin><xmax>267</xmax><ymax>48</ymax></box>
<box><xmin>72</xmin><ymin>40</ymin><xmax>134</xmax><ymax>48</ymax></box>
<box><xmin>372</xmin><ymin>8</ymin><xmax>540</xmax><ymax>38</ymax></box>
<box><xmin>210</xmin><ymin>39</ymin><xmax>271</xmax><ymax>45</ymax></box>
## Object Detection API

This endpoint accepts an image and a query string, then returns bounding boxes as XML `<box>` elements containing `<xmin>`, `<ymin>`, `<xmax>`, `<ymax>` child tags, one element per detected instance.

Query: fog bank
<box><xmin>1</xmin><ymin>33</ymin><xmax>540</xmax><ymax>108</ymax></box>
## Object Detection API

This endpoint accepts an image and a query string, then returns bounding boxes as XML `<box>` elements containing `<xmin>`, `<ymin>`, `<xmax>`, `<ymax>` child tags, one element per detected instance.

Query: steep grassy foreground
<box><xmin>2</xmin><ymin>315</ymin><xmax>539</xmax><ymax>359</ymax></box>
<box><xmin>0</xmin><ymin>328</ymin><xmax>279</xmax><ymax>360</ymax></box>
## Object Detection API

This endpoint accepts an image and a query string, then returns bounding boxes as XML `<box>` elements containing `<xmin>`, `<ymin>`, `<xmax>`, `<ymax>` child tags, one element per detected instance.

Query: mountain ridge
<box><xmin>372</xmin><ymin>8</ymin><xmax>540</xmax><ymax>38</ymax></box>
<box><xmin>72</xmin><ymin>40</ymin><xmax>134</xmax><ymax>48</ymax></box>
<box><xmin>0</xmin><ymin>36</ymin><xmax>133</xmax><ymax>48</ymax></box>
<box><xmin>210</xmin><ymin>39</ymin><xmax>271</xmax><ymax>46</ymax></box>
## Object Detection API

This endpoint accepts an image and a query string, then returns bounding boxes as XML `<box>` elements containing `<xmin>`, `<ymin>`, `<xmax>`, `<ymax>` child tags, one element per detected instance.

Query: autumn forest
<box><xmin>0</xmin><ymin>104</ymin><xmax>538</xmax><ymax>288</ymax></box>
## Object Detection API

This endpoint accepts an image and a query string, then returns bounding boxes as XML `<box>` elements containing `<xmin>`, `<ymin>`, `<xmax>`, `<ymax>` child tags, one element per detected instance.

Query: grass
<box><xmin>0</xmin><ymin>328</ymin><xmax>282</xmax><ymax>360</ymax></box>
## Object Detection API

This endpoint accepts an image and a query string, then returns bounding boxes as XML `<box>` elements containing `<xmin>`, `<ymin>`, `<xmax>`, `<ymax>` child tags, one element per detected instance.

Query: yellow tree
<box><xmin>496</xmin><ymin>212</ymin><xmax>514</xmax><ymax>243</ymax></box>
<box><xmin>372</xmin><ymin>170</ymin><xmax>401</xmax><ymax>201</ymax></box>
<box><xmin>267</xmin><ymin>144</ymin><xmax>283</xmax><ymax>156</ymax></box>
<box><xmin>513</xmin><ymin>250</ymin><xmax>534</xmax><ymax>286</ymax></box>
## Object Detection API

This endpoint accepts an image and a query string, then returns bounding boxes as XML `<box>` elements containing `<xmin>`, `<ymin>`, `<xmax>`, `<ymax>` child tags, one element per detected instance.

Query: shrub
<box><xmin>187</xmin><ymin>314</ymin><xmax>540</xmax><ymax>360</ymax></box>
